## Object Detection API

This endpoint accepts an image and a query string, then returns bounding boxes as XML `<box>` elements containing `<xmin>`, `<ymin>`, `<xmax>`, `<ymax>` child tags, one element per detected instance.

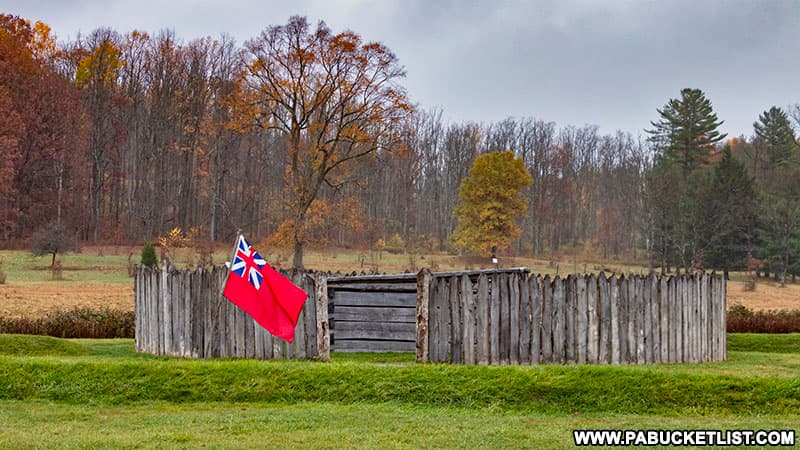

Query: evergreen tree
<box><xmin>140</xmin><ymin>242</ymin><xmax>158</xmax><ymax>268</ymax></box>
<box><xmin>695</xmin><ymin>147</ymin><xmax>758</xmax><ymax>278</ymax></box>
<box><xmin>753</xmin><ymin>106</ymin><xmax>798</xmax><ymax>167</ymax></box>
<box><xmin>647</xmin><ymin>88</ymin><xmax>727</xmax><ymax>177</ymax></box>
<box><xmin>452</xmin><ymin>151</ymin><xmax>533</xmax><ymax>254</ymax></box>
<box><xmin>645</xmin><ymin>88</ymin><xmax>727</xmax><ymax>272</ymax></box>
<box><xmin>757</xmin><ymin>164</ymin><xmax>800</xmax><ymax>287</ymax></box>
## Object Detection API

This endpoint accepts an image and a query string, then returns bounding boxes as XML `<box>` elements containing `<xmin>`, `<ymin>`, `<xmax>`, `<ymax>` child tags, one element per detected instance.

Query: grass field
<box><xmin>1</xmin><ymin>247</ymin><xmax>797</xmax><ymax>318</ymax></box>
<box><xmin>0</xmin><ymin>334</ymin><xmax>798</xmax><ymax>448</ymax></box>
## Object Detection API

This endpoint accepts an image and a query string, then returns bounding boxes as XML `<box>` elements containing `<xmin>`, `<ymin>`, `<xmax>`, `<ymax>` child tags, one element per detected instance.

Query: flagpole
<box><xmin>212</xmin><ymin>230</ymin><xmax>243</xmax><ymax>348</ymax></box>
<box><xmin>221</xmin><ymin>229</ymin><xmax>242</xmax><ymax>296</ymax></box>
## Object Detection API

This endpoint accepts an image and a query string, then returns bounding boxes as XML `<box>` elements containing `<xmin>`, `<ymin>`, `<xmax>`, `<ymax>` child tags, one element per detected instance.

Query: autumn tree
<box><xmin>74</xmin><ymin>28</ymin><xmax>125</xmax><ymax>242</ymax></box>
<box><xmin>0</xmin><ymin>15</ymin><xmax>89</xmax><ymax>240</ymax></box>
<box><xmin>30</xmin><ymin>222</ymin><xmax>76</xmax><ymax>268</ymax></box>
<box><xmin>452</xmin><ymin>150</ymin><xmax>532</xmax><ymax>254</ymax></box>
<box><xmin>243</xmin><ymin>16</ymin><xmax>412</xmax><ymax>268</ymax></box>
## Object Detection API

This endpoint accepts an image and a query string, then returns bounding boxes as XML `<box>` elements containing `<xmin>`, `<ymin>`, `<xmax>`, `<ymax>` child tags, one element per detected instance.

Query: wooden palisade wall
<box><xmin>134</xmin><ymin>264</ymin><xmax>329</xmax><ymax>361</ymax></box>
<box><xmin>418</xmin><ymin>270</ymin><xmax>726</xmax><ymax>365</ymax></box>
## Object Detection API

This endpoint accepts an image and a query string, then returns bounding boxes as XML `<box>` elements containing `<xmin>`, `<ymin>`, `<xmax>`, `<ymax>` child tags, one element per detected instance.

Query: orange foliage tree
<box><xmin>0</xmin><ymin>15</ymin><xmax>89</xmax><ymax>241</ymax></box>
<box><xmin>242</xmin><ymin>16</ymin><xmax>412</xmax><ymax>268</ymax></box>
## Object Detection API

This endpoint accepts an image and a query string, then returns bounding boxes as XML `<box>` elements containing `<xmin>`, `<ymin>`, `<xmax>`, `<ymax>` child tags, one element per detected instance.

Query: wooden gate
<box><xmin>327</xmin><ymin>273</ymin><xmax>417</xmax><ymax>352</ymax></box>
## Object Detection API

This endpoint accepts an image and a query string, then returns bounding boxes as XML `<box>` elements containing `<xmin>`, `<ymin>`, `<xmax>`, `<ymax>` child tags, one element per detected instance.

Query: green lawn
<box><xmin>0</xmin><ymin>334</ymin><xmax>798</xmax><ymax>448</ymax></box>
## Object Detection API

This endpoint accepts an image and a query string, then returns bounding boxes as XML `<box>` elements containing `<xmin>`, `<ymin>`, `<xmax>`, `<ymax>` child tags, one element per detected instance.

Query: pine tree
<box><xmin>452</xmin><ymin>151</ymin><xmax>533</xmax><ymax>254</ymax></box>
<box><xmin>647</xmin><ymin>88</ymin><xmax>727</xmax><ymax>177</ymax></box>
<box><xmin>753</xmin><ymin>106</ymin><xmax>798</xmax><ymax>167</ymax></box>
<box><xmin>757</xmin><ymin>164</ymin><xmax>800</xmax><ymax>287</ymax></box>
<box><xmin>695</xmin><ymin>147</ymin><xmax>758</xmax><ymax>278</ymax></box>
<box><xmin>646</xmin><ymin>88</ymin><xmax>727</xmax><ymax>273</ymax></box>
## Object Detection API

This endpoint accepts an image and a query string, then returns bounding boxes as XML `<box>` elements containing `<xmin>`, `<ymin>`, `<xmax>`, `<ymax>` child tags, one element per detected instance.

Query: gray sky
<box><xmin>6</xmin><ymin>0</ymin><xmax>799</xmax><ymax>138</ymax></box>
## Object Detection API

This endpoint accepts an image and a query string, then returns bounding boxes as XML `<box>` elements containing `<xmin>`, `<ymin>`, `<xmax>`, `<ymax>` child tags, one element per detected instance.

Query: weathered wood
<box><xmin>677</xmin><ymin>275</ymin><xmax>684</xmax><ymax>363</ymax></box>
<box><xmin>708</xmin><ymin>274</ymin><xmax>715</xmax><ymax>362</ymax></box>
<box><xmin>499</xmin><ymin>273</ymin><xmax>510</xmax><ymax>364</ymax></box>
<box><xmin>414</xmin><ymin>269</ymin><xmax>431</xmax><ymax>363</ymax></box>
<box><xmin>692</xmin><ymin>274</ymin><xmax>699</xmax><ymax>363</ymax></box>
<box><xmin>329</xmin><ymin>283</ymin><xmax>417</xmax><ymax>292</ymax></box>
<box><xmin>649</xmin><ymin>273</ymin><xmax>659</xmax><ymax>364</ymax></box>
<box><xmin>135</xmin><ymin>267</ymin><xmax>726</xmax><ymax>365</ymax></box>
<box><xmin>334</xmin><ymin>306</ymin><xmax>416</xmax><ymax>322</ymax></box>
<box><xmin>334</xmin><ymin>339</ymin><xmax>416</xmax><ymax>352</ymax></box>
<box><xmin>335</xmin><ymin>321</ymin><xmax>417</xmax><ymax>340</ymax></box>
<box><xmin>552</xmin><ymin>276</ymin><xmax>565</xmax><ymax>364</ymax></box>
<box><xmin>598</xmin><ymin>273</ymin><xmax>610</xmax><ymax>363</ymax></box>
<box><xmin>699</xmin><ymin>274</ymin><xmax>707</xmax><ymax>362</ymax></box>
<box><xmin>449</xmin><ymin>275</ymin><xmax>462</xmax><ymax>364</ymax></box>
<box><xmin>519</xmin><ymin>274</ymin><xmax>531</xmax><ymax>364</ymax></box>
<box><xmin>508</xmin><ymin>273</ymin><xmax>520</xmax><ymax>364</ymax></box>
<box><xmin>428</xmin><ymin>276</ymin><xmax>441</xmax><ymax>362</ymax></box>
<box><xmin>721</xmin><ymin>275</ymin><xmax>727</xmax><ymax>361</ymax></box>
<box><xmin>541</xmin><ymin>275</ymin><xmax>553</xmax><ymax>363</ymax></box>
<box><xmin>586</xmin><ymin>274</ymin><xmax>598</xmax><ymax>363</ymax></box>
<box><xmin>476</xmin><ymin>274</ymin><xmax>490</xmax><ymax>365</ymax></box>
<box><xmin>626</xmin><ymin>275</ymin><xmax>636</xmax><ymax>363</ymax></box>
<box><xmin>667</xmin><ymin>276</ymin><xmax>676</xmax><ymax>363</ymax></box>
<box><xmin>489</xmin><ymin>273</ymin><xmax>500</xmax><ymax>364</ymax></box>
<box><xmin>565</xmin><ymin>275</ymin><xmax>575</xmax><ymax>363</ymax></box>
<box><xmin>290</xmin><ymin>272</ymin><xmax>306</xmax><ymax>360</ymax></box>
<box><xmin>682</xmin><ymin>274</ymin><xmax>690</xmax><ymax>363</ymax></box>
<box><xmin>134</xmin><ymin>267</ymin><xmax>141</xmax><ymax>352</ymax></box>
<box><xmin>641</xmin><ymin>274</ymin><xmax>652</xmax><ymax>363</ymax></box>
<box><xmin>330</xmin><ymin>290</ymin><xmax>417</xmax><ymax>307</ymax></box>
<box><xmin>635</xmin><ymin>276</ymin><xmax>645</xmax><ymax>364</ymax></box>
<box><xmin>530</xmin><ymin>275</ymin><xmax>542</xmax><ymax>364</ymax></box>
<box><xmin>610</xmin><ymin>275</ymin><xmax>620</xmax><ymax>364</ymax></box>
<box><xmin>315</xmin><ymin>274</ymin><xmax>330</xmax><ymax>362</ymax></box>
<box><xmin>659</xmin><ymin>275</ymin><xmax>668</xmax><ymax>363</ymax></box>
<box><xmin>438</xmin><ymin>277</ymin><xmax>452</xmax><ymax>363</ymax></box>
<box><xmin>576</xmin><ymin>275</ymin><xmax>587</xmax><ymax>364</ymax></box>
<box><xmin>462</xmin><ymin>275</ymin><xmax>476</xmax><ymax>364</ymax></box>
<box><xmin>617</xmin><ymin>275</ymin><xmax>628</xmax><ymax>363</ymax></box>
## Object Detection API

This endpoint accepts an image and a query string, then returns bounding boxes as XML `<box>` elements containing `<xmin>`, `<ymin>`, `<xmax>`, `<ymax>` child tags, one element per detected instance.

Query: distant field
<box><xmin>0</xmin><ymin>246</ymin><xmax>796</xmax><ymax>317</ymax></box>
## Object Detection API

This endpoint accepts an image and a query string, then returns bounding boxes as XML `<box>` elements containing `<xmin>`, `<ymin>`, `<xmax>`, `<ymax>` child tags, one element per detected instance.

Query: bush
<box><xmin>0</xmin><ymin>308</ymin><xmax>135</xmax><ymax>338</ymax></box>
<box><xmin>727</xmin><ymin>304</ymin><xmax>800</xmax><ymax>333</ymax></box>
<box><xmin>141</xmin><ymin>242</ymin><xmax>158</xmax><ymax>268</ymax></box>
<box><xmin>384</xmin><ymin>233</ymin><xmax>405</xmax><ymax>254</ymax></box>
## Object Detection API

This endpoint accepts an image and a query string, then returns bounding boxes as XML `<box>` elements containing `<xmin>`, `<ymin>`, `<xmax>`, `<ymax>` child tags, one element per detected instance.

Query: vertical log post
<box><xmin>416</xmin><ymin>268</ymin><xmax>432</xmax><ymax>363</ymax></box>
<box><xmin>315</xmin><ymin>273</ymin><xmax>330</xmax><ymax>362</ymax></box>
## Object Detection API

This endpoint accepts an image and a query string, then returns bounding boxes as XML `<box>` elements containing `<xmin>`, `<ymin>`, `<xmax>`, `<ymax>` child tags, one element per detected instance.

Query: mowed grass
<box><xmin>0</xmin><ymin>334</ymin><xmax>799</xmax><ymax>448</ymax></box>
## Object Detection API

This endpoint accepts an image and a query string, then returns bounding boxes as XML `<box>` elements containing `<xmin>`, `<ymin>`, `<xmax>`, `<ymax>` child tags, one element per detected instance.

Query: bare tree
<box><xmin>243</xmin><ymin>16</ymin><xmax>412</xmax><ymax>268</ymax></box>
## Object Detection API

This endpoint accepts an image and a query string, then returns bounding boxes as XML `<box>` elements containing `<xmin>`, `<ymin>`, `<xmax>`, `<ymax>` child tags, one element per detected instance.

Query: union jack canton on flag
<box><xmin>230</xmin><ymin>235</ymin><xmax>266</xmax><ymax>290</ymax></box>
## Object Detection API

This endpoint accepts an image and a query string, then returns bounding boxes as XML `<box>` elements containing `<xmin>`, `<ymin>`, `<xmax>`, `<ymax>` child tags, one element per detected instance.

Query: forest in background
<box><xmin>1</xmin><ymin>14</ymin><xmax>798</xmax><ymax>280</ymax></box>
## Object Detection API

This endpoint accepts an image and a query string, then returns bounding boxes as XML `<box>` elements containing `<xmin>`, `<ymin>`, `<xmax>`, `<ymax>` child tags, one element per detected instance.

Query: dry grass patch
<box><xmin>0</xmin><ymin>284</ymin><xmax>132</xmax><ymax>318</ymax></box>
<box><xmin>728</xmin><ymin>280</ymin><xmax>800</xmax><ymax>311</ymax></box>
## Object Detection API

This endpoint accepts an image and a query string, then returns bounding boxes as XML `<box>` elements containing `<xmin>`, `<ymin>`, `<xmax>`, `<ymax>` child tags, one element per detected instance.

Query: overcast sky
<box><xmin>6</xmin><ymin>0</ymin><xmax>799</xmax><ymax>138</ymax></box>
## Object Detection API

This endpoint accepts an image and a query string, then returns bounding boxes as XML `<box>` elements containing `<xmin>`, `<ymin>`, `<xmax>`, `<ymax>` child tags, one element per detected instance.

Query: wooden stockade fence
<box><xmin>416</xmin><ymin>270</ymin><xmax>727</xmax><ymax>365</ymax></box>
<box><xmin>135</xmin><ymin>266</ymin><xmax>725</xmax><ymax>365</ymax></box>
<box><xmin>134</xmin><ymin>264</ymin><xmax>330</xmax><ymax>361</ymax></box>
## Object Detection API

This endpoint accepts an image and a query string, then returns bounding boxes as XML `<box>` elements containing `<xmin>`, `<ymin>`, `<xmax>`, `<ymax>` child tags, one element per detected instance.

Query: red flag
<box><xmin>222</xmin><ymin>234</ymin><xmax>307</xmax><ymax>342</ymax></box>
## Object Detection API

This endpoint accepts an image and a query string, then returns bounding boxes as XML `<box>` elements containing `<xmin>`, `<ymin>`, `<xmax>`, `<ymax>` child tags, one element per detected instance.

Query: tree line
<box><xmin>1</xmin><ymin>14</ymin><xmax>798</xmax><ymax>280</ymax></box>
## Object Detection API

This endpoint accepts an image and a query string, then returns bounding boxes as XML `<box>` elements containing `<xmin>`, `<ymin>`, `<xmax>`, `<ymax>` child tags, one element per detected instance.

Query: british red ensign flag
<box><xmin>222</xmin><ymin>234</ymin><xmax>307</xmax><ymax>342</ymax></box>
